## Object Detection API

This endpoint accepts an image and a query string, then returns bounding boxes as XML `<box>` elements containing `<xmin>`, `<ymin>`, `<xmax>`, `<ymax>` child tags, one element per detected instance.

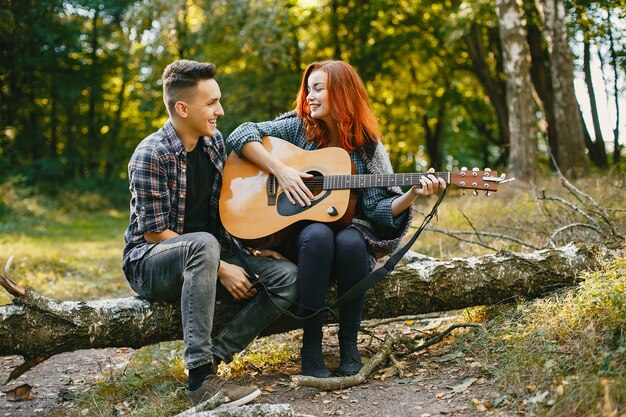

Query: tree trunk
<box><xmin>495</xmin><ymin>0</ymin><xmax>538</xmax><ymax>181</ymax></box>
<box><xmin>606</xmin><ymin>10</ymin><xmax>622</xmax><ymax>165</ymax></box>
<box><xmin>0</xmin><ymin>245</ymin><xmax>600</xmax><ymax>381</ymax></box>
<box><xmin>87</xmin><ymin>6</ymin><xmax>100</xmax><ymax>176</ymax></box>
<box><xmin>541</xmin><ymin>0</ymin><xmax>588</xmax><ymax>178</ymax></box>
<box><xmin>463</xmin><ymin>24</ymin><xmax>510</xmax><ymax>163</ymax></box>
<box><xmin>422</xmin><ymin>92</ymin><xmax>447</xmax><ymax>171</ymax></box>
<box><xmin>524</xmin><ymin>0</ymin><xmax>558</xmax><ymax>165</ymax></box>
<box><xmin>582</xmin><ymin>36</ymin><xmax>608</xmax><ymax>167</ymax></box>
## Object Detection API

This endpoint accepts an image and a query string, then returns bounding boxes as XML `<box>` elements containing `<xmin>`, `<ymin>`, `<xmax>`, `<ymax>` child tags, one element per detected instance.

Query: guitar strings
<box><xmin>301</xmin><ymin>173</ymin><xmax>449</xmax><ymax>188</ymax></box>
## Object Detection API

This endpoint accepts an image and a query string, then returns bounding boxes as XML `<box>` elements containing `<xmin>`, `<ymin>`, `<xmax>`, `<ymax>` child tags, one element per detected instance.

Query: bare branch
<box><xmin>548</xmin><ymin>158</ymin><xmax>623</xmax><ymax>240</ymax></box>
<box><xmin>538</xmin><ymin>191</ymin><xmax>600</xmax><ymax>228</ymax></box>
<box><xmin>459</xmin><ymin>210</ymin><xmax>488</xmax><ymax>246</ymax></box>
<box><xmin>412</xmin><ymin>323</ymin><xmax>482</xmax><ymax>351</ymax></box>
<box><xmin>546</xmin><ymin>223</ymin><xmax>604</xmax><ymax>247</ymax></box>
<box><xmin>0</xmin><ymin>255</ymin><xmax>26</xmax><ymax>297</ymax></box>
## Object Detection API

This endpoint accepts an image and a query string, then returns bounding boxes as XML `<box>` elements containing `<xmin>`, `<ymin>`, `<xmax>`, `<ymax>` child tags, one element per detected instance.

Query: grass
<box><xmin>1</xmin><ymin>173</ymin><xmax>624</xmax><ymax>416</ymax></box>
<box><xmin>52</xmin><ymin>336</ymin><xmax>301</xmax><ymax>417</ymax></box>
<box><xmin>457</xmin><ymin>255</ymin><xmax>626</xmax><ymax>416</ymax></box>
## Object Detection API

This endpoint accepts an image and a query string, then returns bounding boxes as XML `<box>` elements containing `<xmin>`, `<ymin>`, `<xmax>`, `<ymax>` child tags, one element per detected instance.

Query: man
<box><xmin>122</xmin><ymin>59</ymin><xmax>298</xmax><ymax>406</ymax></box>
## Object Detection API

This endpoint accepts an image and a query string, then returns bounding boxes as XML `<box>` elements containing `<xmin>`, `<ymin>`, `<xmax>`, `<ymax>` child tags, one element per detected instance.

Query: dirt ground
<box><xmin>0</xmin><ymin>322</ymin><xmax>516</xmax><ymax>417</ymax></box>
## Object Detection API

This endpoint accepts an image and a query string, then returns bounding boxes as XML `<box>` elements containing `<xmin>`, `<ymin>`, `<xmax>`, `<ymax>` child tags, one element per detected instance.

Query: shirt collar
<box><xmin>163</xmin><ymin>120</ymin><xmax>186</xmax><ymax>156</ymax></box>
<box><xmin>163</xmin><ymin>119</ymin><xmax>221</xmax><ymax>156</ymax></box>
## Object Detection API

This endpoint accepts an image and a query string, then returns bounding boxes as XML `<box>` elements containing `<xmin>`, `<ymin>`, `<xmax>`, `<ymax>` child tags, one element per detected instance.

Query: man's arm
<box><xmin>144</xmin><ymin>229</ymin><xmax>179</xmax><ymax>243</ymax></box>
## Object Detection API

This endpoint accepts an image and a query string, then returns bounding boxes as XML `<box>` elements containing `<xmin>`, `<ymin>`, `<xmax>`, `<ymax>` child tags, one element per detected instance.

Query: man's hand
<box><xmin>247</xmin><ymin>247</ymin><xmax>288</xmax><ymax>261</ymax></box>
<box><xmin>217</xmin><ymin>261</ymin><xmax>257</xmax><ymax>301</ymax></box>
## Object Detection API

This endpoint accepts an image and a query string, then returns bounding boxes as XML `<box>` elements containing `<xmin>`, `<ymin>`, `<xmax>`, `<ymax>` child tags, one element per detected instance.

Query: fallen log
<box><xmin>0</xmin><ymin>244</ymin><xmax>601</xmax><ymax>381</ymax></box>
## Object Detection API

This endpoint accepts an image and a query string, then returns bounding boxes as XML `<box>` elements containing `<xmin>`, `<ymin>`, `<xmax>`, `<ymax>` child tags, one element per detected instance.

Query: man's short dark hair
<box><xmin>162</xmin><ymin>60</ymin><xmax>217</xmax><ymax>115</ymax></box>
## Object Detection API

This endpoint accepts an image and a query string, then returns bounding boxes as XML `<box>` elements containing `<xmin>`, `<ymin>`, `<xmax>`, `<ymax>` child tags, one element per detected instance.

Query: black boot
<box><xmin>300</xmin><ymin>316</ymin><xmax>330</xmax><ymax>378</ymax></box>
<box><xmin>337</xmin><ymin>326</ymin><xmax>362</xmax><ymax>376</ymax></box>
<box><xmin>300</xmin><ymin>342</ymin><xmax>331</xmax><ymax>378</ymax></box>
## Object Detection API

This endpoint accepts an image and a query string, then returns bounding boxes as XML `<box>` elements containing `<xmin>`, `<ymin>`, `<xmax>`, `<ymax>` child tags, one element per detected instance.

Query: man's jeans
<box><xmin>125</xmin><ymin>232</ymin><xmax>298</xmax><ymax>370</ymax></box>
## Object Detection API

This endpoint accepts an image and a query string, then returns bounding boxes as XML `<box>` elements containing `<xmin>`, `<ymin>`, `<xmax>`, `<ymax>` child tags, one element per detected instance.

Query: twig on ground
<box><xmin>412</xmin><ymin>323</ymin><xmax>482</xmax><ymax>351</ymax></box>
<box><xmin>362</xmin><ymin>314</ymin><xmax>460</xmax><ymax>328</ymax></box>
<box><xmin>293</xmin><ymin>323</ymin><xmax>481</xmax><ymax>390</ymax></box>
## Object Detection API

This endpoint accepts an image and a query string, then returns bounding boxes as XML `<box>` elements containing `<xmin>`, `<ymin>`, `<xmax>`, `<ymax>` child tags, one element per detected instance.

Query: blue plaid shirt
<box><xmin>226</xmin><ymin>113</ymin><xmax>408</xmax><ymax>251</ymax></box>
<box><xmin>122</xmin><ymin>120</ymin><xmax>227</xmax><ymax>272</ymax></box>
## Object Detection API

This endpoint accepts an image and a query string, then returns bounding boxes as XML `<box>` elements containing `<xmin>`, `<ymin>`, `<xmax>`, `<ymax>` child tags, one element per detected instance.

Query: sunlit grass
<box><xmin>0</xmin><ymin>181</ymin><xmax>132</xmax><ymax>305</ymax></box>
<box><xmin>53</xmin><ymin>335</ymin><xmax>301</xmax><ymax>417</ymax></box>
<box><xmin>457</xmin><ymin>256</ymin><xmax>626</xmax><ymax>416</ymax></box>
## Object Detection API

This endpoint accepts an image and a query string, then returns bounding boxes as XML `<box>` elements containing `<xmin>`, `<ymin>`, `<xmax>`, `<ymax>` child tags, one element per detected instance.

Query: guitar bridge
<box><xmin>267</xmin><ymin>174</ymin><xmax>277</xmax><ymax>206</ymax></box>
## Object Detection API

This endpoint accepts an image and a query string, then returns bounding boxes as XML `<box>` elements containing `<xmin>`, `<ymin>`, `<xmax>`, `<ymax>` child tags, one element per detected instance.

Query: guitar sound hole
<box><xmin>303</xmin><ymin>171</ymin><xmax>323</xmax><ymax>197</ymax></box>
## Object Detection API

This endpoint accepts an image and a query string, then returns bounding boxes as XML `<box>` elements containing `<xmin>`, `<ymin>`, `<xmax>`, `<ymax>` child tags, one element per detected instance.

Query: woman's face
<box><xmin>306</xmin><ymin>69</ymin><xmax>332</xmax><ymax>123</ymax></box>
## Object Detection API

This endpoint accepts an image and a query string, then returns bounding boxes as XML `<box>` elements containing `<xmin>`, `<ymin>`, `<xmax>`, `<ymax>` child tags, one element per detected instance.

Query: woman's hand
<box><xmin>391</xmin><ymin>167</ymin><xmax>447</xmax><ymax>216</ymax></box>
<box><xmin>217</xmin><ymin>261</ymin><xmax>257</xmax><ymax>301</ymax></box>
<box><xmin>410</xmin><ymin>167</ymin><xmax>447</xmax><ymax>196</ymax></box>
<box><xmin>273</xmin><ymin>164</ymin><xmax>314</xmax><ymax>207</ymax></box>
<box><xmin>240</xmin><ymin>140</ymin><xmax>314</xmax><ymax>207</ymax></box>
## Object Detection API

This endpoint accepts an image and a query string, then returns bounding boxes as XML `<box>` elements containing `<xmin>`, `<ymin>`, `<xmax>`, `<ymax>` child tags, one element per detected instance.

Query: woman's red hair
<box><xmin>295</xmin><ymin>61</ymin><xmax>381</xmax><ymax>152</ymax></box>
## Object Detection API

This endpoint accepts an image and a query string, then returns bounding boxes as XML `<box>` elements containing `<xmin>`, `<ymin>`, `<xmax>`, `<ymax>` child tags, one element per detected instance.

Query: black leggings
<box><xmin>283</xmin><ymin>223</ymin><xmax>369</xmax><ymax>330</ymax></box>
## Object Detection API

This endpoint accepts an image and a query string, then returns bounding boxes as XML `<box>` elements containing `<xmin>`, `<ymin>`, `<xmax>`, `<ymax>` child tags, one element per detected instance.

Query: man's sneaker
<box><xmin>185</xmin><ymin>375</ymin><xmax>261</xmax><ymax>406</ymax></box>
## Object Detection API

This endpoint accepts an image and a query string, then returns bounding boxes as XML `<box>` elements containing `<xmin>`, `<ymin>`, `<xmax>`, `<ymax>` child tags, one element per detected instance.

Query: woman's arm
<box><xmin>226</xmin><ymin>116</ymin><xmax>307</xmax><ymax>157</ymax></box>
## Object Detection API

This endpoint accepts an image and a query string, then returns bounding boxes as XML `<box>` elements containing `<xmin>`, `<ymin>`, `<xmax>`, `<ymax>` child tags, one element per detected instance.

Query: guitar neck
<box><xmin>319</xmin><ymin>172</ymin><xmax>451</xmax><ymax>190</ymax></box>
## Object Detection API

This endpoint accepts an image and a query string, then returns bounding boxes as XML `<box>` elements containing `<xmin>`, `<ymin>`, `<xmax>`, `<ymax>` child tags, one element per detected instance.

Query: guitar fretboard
<box><xmin>313</xmin><ymin>172</ymin><xmax>451</xmax><ymax>190</ymax></box>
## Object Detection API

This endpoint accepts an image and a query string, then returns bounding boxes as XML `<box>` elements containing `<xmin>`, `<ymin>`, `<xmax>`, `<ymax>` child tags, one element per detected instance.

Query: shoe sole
<box><xmin>227</xmin><ymin>388</ymin><xmax>262</xmax><ymax>407</ymax></box>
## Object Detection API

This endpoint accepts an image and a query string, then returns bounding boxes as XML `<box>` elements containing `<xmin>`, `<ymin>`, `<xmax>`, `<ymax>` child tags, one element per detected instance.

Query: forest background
<box><xmin>0</xmin><ymin>0</ymin><xmax>625</xmax><ymax>203</ymax></box>
<box><xmin>1</xmin><ymin>1</ymin><xmax>625</xmax><ymax>416</ymax></box>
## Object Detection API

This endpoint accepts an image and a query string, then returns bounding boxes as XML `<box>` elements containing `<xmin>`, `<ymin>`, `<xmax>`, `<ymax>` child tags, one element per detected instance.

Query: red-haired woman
<box><xmin>227</xmin><ymin>60</ymin><xmax>445</xmax><ymax>377</ymax></box>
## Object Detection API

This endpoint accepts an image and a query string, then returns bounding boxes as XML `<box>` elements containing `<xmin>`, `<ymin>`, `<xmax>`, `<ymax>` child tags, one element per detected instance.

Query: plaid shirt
<box><xmin>122</xmin><ymin>120</ymin><xmax>227</xmax><ymax>271</ymax></box>
<box><xmin>226</xmin><ymin>112</ymin><xmax>409</xmax><ymax>255</ymax></box>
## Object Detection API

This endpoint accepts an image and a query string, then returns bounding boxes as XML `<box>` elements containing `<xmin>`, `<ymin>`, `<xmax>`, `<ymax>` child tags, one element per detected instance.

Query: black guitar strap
<box><xmin>231</xmin><ymin>187</ymin><xmax>448</xmax><ymax>321</ymax></box>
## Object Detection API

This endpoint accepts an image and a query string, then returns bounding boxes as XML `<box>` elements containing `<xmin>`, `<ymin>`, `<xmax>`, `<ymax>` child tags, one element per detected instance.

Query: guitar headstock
<box><xmin>449</xmin><ymin>167</ymin><xmax>511</xmax><ymax>194</ymax></box>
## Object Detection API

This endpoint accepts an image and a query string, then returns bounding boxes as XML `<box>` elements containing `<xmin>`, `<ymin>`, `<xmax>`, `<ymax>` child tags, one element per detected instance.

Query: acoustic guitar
<box><xmin>220</xmin><ymin>136</ymin><xmax>506</xmax><ymax>248</ymax></box>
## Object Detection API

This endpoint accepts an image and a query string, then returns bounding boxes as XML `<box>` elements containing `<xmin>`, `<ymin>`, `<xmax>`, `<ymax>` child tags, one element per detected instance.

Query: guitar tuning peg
<box><xmin>485</xmin><ymin>167</ymin><xmax>491</xmax><ymax>172</ymax></box>
<box><xmin>461</xmin><ymin>166</ymin><xmax>468</xmax><ymax>171</ymax></box>
<box><xmin>485</xmin><ymin>191</ymin><xmax>491</xmax><ymax>197</ymax></box>
<box><xmin>472</xmin><ymin>167</ymin><xmax>479</xmax><ymax>171</ymax></box>
<box><xmin>472</xmin><ymin>190</ymin><xmax>478</xmax><ymax>196</ymax></box>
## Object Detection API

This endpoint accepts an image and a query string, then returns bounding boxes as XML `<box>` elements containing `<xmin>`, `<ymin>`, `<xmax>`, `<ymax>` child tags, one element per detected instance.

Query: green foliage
<box><xmin>4</xmin><ymin>0</ymin><xmax>622</xmax><ymax>190</ymax></box>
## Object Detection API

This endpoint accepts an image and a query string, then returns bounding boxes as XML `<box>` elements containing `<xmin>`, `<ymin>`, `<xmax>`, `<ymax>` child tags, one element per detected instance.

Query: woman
<box><xmin>227</xmin><ymin>60</ymin><xmax>446</xmax><ymax>377</ymax></box>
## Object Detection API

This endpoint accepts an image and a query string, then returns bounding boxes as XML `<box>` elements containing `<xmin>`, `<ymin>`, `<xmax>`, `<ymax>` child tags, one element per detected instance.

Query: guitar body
<box><xmin>220</xmin><ymin>136</ymin><xmax>354</xmax><ymax>248</ymax></box>
<box><xmin>220</xmin><ymin>137</ymin><xmax>504</xmax><ymax>248</ymax></box>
